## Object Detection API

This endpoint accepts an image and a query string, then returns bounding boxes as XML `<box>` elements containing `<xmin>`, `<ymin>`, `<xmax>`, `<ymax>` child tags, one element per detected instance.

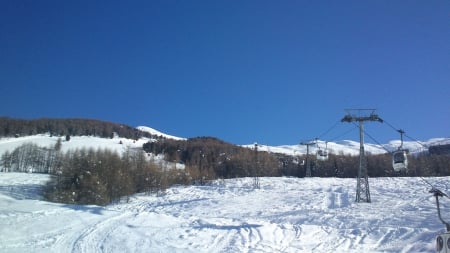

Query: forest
<box><xmin>1</xmin><ymin>141</ymin><xmax>192</xmax><ymax>205</ymax></box>
<box><xmin>0</xmin><ymin>117</ymin><xmax>157</xmax><ymax>140</ymax></box>
<box><xmin>143</xmin><ymin>137</ymin><xmax>450</xmax><ymax>179</ymax></box>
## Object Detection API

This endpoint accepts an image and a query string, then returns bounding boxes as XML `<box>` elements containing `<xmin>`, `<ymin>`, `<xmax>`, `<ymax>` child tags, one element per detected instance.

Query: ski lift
<box><xmin>430</xmin><ymin>188</ymin><xmax>450</xmax><ymax>253</ymax></box>
<box><xmin>392</xmin><ymin>129</ymin><xmax>408</xmax><ymax>172</ymax></box>
<box><xmin>316</xmin><ymin>141</ymin><xmax>329</xmax><ymax>161</ymax></box>
<box><xmin>392</xmin><ymin>150</ymin><xmax>408</xmax><ymax>172</ymax></box>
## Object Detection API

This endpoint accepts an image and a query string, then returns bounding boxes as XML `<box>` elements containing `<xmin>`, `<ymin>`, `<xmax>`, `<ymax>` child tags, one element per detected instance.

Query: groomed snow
<box><xmin>1</xmin><ymin>173</ymin><xmax>449</xmax><ymax>252</ymax></box>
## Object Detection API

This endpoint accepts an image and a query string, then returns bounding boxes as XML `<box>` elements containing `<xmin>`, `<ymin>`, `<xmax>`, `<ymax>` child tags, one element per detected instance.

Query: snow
<box><xmin>0</xmin><ymin>134</ymin><xmax>150</xmax><ymax>156</ymax></box>
<box><xmin>1</xmin><ymin>128</ymin><xmax>448</xmax><ymax>159</ymax></box>
<box><xmin>1</xmin><ymin>172</ymin><xmax>449</xmax><ymax>252</ymax></box>
<box><xmin>1</xmin><ymin>130</ymin><xmax>449</xmax><ymax>251</ymax></box>
<box><xmin>136</xmin><ymin>126</ymin><xmax>186</xmax><ymax>141</ymax></box>
<box><xmin>244</xmin><ymin>138</ymin><xmax>450</xmax><ymax>156</ymax></box>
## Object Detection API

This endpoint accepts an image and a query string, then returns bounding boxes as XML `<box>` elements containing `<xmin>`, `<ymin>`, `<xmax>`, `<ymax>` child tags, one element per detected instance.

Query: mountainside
<box><xmin>1</xmin><ymin>130</ymin><xmax>448</xmax><ymax>158</ymax></box>
<box><xmin>1</xmin><ymin>117</ymin><xmax>448</xmax><ymax>157</ymax></box>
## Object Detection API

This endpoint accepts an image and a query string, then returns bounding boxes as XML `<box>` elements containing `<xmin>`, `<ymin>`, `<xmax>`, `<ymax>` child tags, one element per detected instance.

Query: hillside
<box><xmin>1</xmin><ymin>118</ymin><xmax>450</xmax><ymax>180</ymax></box>
<box><xmin>1</xmin><ymin>117</ymin><xmax>449</xmax><ymax>157</ymax></box>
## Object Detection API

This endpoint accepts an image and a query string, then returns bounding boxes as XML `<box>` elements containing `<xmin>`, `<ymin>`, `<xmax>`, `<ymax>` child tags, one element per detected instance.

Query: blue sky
<box><xmin>1</xmin><ymin>1</ymin><xmax>449</xmax><ymax>145</ymax></box>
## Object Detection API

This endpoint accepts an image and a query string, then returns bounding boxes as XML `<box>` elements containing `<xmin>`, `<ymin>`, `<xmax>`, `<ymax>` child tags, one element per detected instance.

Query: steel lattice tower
<box><xmin>300</xmin><ymin>141</ymin><xmax>315</xmax><ymax>177</ymax></box>
<box><xmin>341</xmin><ymin>109</ymin><xmax>383</xmax><ymax>203</ymax></box>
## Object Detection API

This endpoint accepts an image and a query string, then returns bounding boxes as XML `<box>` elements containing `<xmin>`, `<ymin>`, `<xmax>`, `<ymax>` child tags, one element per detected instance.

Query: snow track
<box><xmin>1</xmin><ymin>173</ymin><xmax>448</xmax><ymax>252</ymax></box>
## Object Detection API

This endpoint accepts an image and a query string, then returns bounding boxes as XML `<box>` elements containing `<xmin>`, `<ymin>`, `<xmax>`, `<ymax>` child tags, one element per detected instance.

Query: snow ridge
<box><xmin>136</xmin><ymin>126</ymin><xmax>186</xmax><ymax>141</ymax></box>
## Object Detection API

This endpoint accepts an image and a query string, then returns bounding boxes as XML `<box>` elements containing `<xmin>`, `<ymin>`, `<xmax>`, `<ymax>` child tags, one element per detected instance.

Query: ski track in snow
<box><xmin>1</xmin><ymin>173</ymin><xmax>448</xmax><ymax>252</ymax></box>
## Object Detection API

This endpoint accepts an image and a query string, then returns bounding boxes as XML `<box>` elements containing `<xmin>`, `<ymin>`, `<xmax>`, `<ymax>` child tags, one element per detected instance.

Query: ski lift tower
<box><xmin>300</xmin><ymin>141</ymin><xmax>315</xmax><ymax>177</ymax></box>
<box><xmin>253</xmin><ymin>143</ymin><xmax>260</xmax><ymax>189</ymax></box>
<box><xmin>341</xmin><ymin>109</ymin><xmax>383</xmax><ymax>203</ymax></box>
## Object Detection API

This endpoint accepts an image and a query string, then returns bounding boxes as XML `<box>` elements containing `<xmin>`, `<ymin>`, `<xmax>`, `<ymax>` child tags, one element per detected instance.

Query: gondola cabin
<box><xmin>316</xmin><ymin>149</ymin><xmax>328</xmax><ymax>161</ymax></box>
<box><xmin>392</xmin><ymin>150</ymin><xmax>408</xmax><ymax>172</ymax></box>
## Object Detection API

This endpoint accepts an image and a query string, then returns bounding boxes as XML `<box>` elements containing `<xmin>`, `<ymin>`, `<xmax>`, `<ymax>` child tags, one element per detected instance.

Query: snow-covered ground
<box><xmin>1</xmin><ymin>172</ymin><xmax>449</xmax><ymax>252</ymax></box>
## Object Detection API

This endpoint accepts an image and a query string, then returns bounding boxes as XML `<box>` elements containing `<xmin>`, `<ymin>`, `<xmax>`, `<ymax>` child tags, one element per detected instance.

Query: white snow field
<box><xmin>1</xmin><ymin>172</ymin><xmax>449</xmax><ymax>253</ymax></box>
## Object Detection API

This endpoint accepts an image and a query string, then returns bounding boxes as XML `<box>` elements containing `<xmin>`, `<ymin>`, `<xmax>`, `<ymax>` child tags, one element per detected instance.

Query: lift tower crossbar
<box><xmin>341</xmin><ymin>109</ymin><xmax>383</xmax><ymax>203</ymax></box>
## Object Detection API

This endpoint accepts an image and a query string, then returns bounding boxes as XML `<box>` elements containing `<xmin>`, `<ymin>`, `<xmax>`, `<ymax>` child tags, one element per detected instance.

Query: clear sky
<box><xmin>1</xmin><ymin>1</ymin><xmax>449</xmax><ymax>145</ymax></box>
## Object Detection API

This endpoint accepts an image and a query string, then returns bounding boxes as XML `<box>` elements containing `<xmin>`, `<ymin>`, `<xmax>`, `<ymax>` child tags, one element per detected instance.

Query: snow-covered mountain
<box><xmin>243</xmin><ymin>138</ymin><xmax>450</xmax><ymax>157</ymax></box>
<box><xmin>0</xmin><ymin>125</ymin><xmax>448</xmax><ymax>157</ymax></box>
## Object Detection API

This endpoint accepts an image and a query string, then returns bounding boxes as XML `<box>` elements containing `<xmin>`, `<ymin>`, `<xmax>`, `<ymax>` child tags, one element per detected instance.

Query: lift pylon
<box><xmin>300</xmin><ymin>141</ymin><xmax>315</xmax><ymax>177</ymax></box>
<box><xmin>341</xmin><ymin>109</ymin><xmax>383</xmax><ymax>203</ymax></box>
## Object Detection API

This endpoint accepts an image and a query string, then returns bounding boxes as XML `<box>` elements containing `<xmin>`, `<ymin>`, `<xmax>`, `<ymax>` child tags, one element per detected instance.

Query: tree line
<box><xmin>277</xmin><ymin>151</ymin><xmax>450</xmax><ymax>178</ymax></box>
<box><xmin>43</xmin><ymin>147</ymin><xmax>191</xmax><ymax>205</ymax></box>
<box><xmin>144</xmin><ymin>137</ymin><xmax>450</xmax><ymax>179</ymax></box>
<box><xmin>1</xmin><ymin>140</ymin><xmax>62</xmax><ymax>173</ymax></box>
<box><xmin>0</xmin><ymin>117</ymin><xmax>157</xmax><ymax>140</ymax></box>
<box><xmin>143</xmin><ymin>137</ymin><xmax>280</xmax><ymax>183</ymax></box>
<box><xmin>1</xmin><ymin>141</ymin><xmax>193</xmax><ymax>205</ymax></box>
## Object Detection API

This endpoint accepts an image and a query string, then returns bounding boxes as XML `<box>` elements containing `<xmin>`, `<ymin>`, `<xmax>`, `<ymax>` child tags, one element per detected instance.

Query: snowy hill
<box><xmin>0</xmin><ymin>134</ymin><xmax>150</xmax><ymax>156</ymax></box>
<box><xmin>0</xmin><ymin>126</ymin><xmax>449</xmax><ymax>158</ymax></box>
<box><xmin>136</xmin><ymin>126</ymin><xmax>186</xmax><ymax>141</ymax></box>
<box><xmin>0</xmin><ymin>125</ymin><xmax>181</xmax><ymax>157</ymax></box>
<box><xmin>1</xmin><ymin>172</ymin><xmax>449</xmax><ymax>252</ymax></box>
<box><xmin>244</xmin><ymin>138</ymin><xmax>450</xmax><ymax>157</ymax></box>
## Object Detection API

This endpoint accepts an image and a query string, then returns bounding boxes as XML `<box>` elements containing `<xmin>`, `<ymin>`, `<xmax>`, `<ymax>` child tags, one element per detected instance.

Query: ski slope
<box><xmin>1</xmin><ymin>172</ymin><xmax>449</xmax><ymax>252</ymax></box>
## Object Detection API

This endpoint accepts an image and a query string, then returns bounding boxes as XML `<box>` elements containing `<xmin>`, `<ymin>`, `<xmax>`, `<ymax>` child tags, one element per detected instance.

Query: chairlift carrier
<box><xmin>316</xmin><ymin>140</ymin><xmax>329</xmax><ymax>161</ymax></box>
<box><xmin>392</xmin><ymin>129</ymin><xmax>408</xmax><ymax>172</ymax></box>
<box><xmin>430</xmin><ymin>188</ymin><xmax>450</xmax><ymax>253</ymax></box>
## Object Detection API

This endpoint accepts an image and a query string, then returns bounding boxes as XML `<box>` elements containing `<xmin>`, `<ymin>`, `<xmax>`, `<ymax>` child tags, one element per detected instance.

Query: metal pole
<box><xmin>301</xmin><ymin>142</ymin><xmax>314</xmax><ymax>177</ymax></box>
<box><xmin>306</xmin><ymin>144</ymin><xmax>311</xmax><ymax>177</ymax></box>
<box><xmin>356</xmin><ymin>121</ymin><xmax>370</xmax><ymax>203</ymax></box>
<box><xmin>254</xmin><ymin>143</ymin><xmax>260</xmax><ymax>189</ymax></box>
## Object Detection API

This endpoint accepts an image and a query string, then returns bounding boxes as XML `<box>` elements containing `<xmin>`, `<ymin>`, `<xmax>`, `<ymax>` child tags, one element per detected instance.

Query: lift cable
<box><xmin>419</xmin><ymin>176</ymin><xmax>450</xmax><ymax>200</ymax></box>
<box><xmin>305</xmin><ymin>118</ymin><xmax>355</xmax><ymax>146</ymax></box>
<box><xmin>317</xmin><ymin>119</ymin><xmax>342</xmax><ymax>140</ymax></box>
<box><xmin>351</xmin><ymin>122</ymin><xmax>392</xmax><ymax>154</ymax></box>
<box><xmin>326</xmin><ymin>124</ymin><xmax>359</xmax><ymax>142</ymax></box>
<box><xmin>382</xmin><ymin>119</ymin><xmax>429</xmax><ymax>149</ymax></box>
